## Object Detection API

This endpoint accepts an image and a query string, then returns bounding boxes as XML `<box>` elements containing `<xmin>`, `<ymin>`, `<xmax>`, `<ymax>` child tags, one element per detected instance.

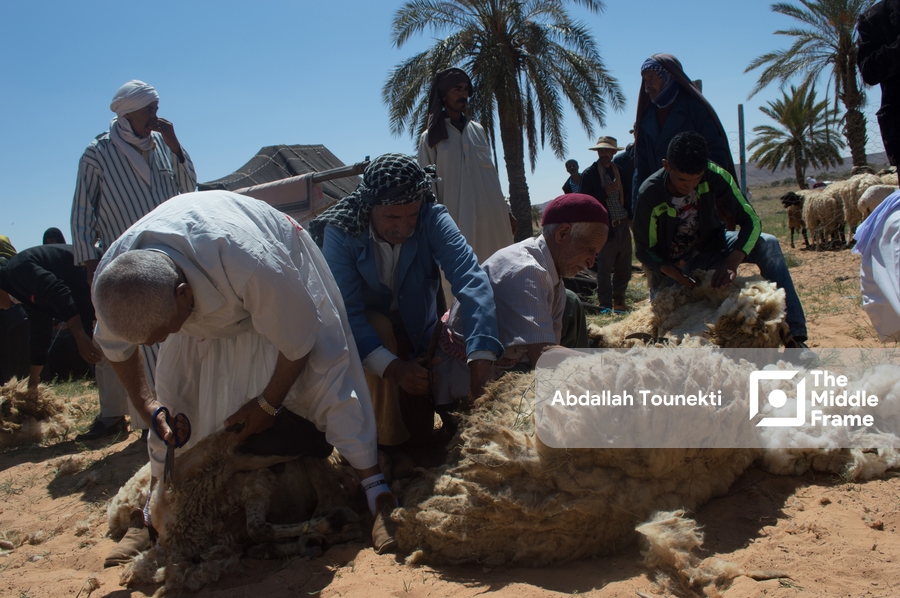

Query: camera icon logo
<box><xmin>749</xmin><ymin>370</ymin><xmax>806</xmax><ymax>427</ymax></box>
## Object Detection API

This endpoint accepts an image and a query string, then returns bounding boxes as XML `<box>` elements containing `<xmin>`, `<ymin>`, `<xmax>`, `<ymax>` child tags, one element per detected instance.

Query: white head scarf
<box><xmin>108</xmin><ymin>80</ymin><xmax>160</xmax><ymax>185</ymax></box>
<box><xmin>110</xmin><ymin>80</ymin><xmax>159</xmax><ymax>117</ymax></box>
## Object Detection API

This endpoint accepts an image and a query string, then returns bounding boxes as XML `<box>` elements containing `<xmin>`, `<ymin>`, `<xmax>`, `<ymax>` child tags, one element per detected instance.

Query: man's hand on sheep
<box><xmin>660</xmin><ymin>264</ymin><xmax>698</xmax><ymax>287</ymax></box>
<box><xmin>224</xmin><ymin>397</ymin><xmax>277</xmax><ymax>441</ymax></box>
<box><xmin>711</xmin><ymin>250</ymin><xmax>746</xmax><ymax>289</ymax></box>
<box><xmin>223</xmin><ymin>351</ymin><xmax>310</xmax><ymax>441</ymax></box>
<box><xmin>467</xmin><ymin>359</ymin><xmax>494</xmax><ymax>406</ymax></box>
<box><xmin>384</xmin><ymin>357</ymin><xmax>432</xmax><ymax>396</ymax></box>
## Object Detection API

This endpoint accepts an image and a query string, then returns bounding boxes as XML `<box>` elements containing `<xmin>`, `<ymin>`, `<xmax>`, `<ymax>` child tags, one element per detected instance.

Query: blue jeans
<box><xmin>651</xmin><ymin>232</ymin><xmax>807</xmax><ymax>339</ymax></box>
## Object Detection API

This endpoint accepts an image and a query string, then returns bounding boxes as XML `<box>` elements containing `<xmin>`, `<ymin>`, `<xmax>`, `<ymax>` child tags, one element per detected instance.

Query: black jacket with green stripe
<box><xmin>633</xmin><ymin>161</ymin><xmax>760</xmax><ymax>271</ymax></box>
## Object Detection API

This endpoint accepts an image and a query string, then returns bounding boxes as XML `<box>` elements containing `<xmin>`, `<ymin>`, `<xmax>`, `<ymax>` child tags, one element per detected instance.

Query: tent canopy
<box><xmin>198</xmin><ymin>144</ymin><xmax>361</xmax><ymax>203</ymax></box>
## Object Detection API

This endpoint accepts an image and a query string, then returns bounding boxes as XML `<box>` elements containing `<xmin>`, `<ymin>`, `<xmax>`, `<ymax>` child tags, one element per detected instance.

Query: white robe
<box><xmin>94</xmin><ymin>191</ymin><xmax>377</xmax><ymax>478</ymax></box>
<box><xmin>856</xmin><ymin>192</ymin><xmax>900</xmax><ymax>341</ymax></box>
<box><xmin>418</xmin><ymin>119</ymin><xmax>514</xmax><ymax>269</ymax></box>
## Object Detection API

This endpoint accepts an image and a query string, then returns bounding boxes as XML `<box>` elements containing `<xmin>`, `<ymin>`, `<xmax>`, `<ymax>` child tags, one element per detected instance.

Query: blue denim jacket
<box><xmin>321</xmin><ymin>202</ymin><xmax>502</xmax><ymax>360</ymax></box>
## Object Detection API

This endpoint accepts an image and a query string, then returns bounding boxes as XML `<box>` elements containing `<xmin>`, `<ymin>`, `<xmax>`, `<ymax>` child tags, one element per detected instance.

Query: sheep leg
<box><xmin>245</xmin><ymin>459</ymin><xmax>361</xmax><ymax>540</ymax></box>
<box><xmin>789</xmin><ymin>227</ymin><xmax>795</xmax><ymax>248</ymax></box>
<box><xmin>244</xmin><ymin>509</ymin><xmax>363</xmax><ymax>560</ymax></box>
<box><xmin>812</xmin><ymin>227</ymin><xmax>823</xmax><ymax>251</ymax></box>
<box><xmin>300</xmin><ymin>455</ymin><xmax>353</xmax><ymax>515</ymax></box>
<box><xmin>242</xmin><ymin>469</ymin><xmax>279</xmax><ymax>544</ymax></box>
<box><xmin>802</xmin><ymin>228</ymin><xmax>809</xmax><ymax>248</ymax></box>
<box><xmin>253</xmin><ymin>506</ymin><xmax>360</xmax><ymax>540</ymax></box>
<box><xmin>246</xmin><ymin>519</ymin><xmax>362</xmax><ymax>560</ymax></box>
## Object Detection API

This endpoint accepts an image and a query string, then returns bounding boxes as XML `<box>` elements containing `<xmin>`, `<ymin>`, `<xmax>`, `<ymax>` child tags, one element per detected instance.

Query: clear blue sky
<box><xmin>0</xmin><ymin>0</ymin><xmax>884</xmax><ymax>249</ymax></box>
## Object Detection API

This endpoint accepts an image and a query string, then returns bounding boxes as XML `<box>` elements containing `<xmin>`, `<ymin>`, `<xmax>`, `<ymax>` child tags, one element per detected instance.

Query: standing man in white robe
<box><xmin>418</xmin><ymin>68</ymin><xmax>516</xmax><ymax>282</ymax></box>
<box><xmin>70</xmin><ymin>80</ymin><xmax>197</xmax><ymax>439</ymax></box>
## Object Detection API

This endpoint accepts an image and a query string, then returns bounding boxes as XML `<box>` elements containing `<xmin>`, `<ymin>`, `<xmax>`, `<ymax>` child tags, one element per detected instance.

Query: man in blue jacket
<box><xmin>311</xmin><ymin>154</ymin><xmax>502</xmax><ymax>466</ymax></box>
<box><xmin>633</xmin><ymin>132</ymin><xmax>808</xmax><ymax>348</ymax></box>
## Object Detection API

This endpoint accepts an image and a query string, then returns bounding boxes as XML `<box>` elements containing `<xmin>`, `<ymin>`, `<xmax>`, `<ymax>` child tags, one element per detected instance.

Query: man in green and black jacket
<box><xmin>633</xmin><ymin>131</ymin><xmax>808</xmax><ymax>347</ymax></box>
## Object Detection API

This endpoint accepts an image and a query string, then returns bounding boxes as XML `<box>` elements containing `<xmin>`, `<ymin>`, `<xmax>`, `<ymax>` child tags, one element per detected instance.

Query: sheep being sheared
<box><xmin>780</xmin><ymin>191</ymin><xmax>809</xmax><ymax>249</ymax></box>
<box><xmin>114</xmin><ymin>414</ymin><xmax>364</xmax><ymax>595</ymax></box>
<box><xmin>394</xmin><ymin>351</ymin><xmax>900</xmax><ymax>568</ymax></box>
<box><xmin>395</xmin><ymin>352</ymin><xmax>763</xmax><ymax>567</ymax></box>
<box><xmin>588</xmin><ymin>271</ymin><xmax>787</xmax><ymax>349</ymax></box>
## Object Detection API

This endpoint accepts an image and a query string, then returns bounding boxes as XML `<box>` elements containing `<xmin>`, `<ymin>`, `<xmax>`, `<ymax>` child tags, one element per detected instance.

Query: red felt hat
<box><xmin>541</xmin><ymin>193</ymin><xmax>610</xmax><ymax>227</ymax></box>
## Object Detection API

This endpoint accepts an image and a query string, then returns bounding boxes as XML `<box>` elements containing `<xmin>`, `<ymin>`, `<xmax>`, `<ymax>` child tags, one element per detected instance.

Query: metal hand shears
<box><xmin>152</xmin><ymin>406</ymin><xmax>191</xmax><ymax>485</ymax></box>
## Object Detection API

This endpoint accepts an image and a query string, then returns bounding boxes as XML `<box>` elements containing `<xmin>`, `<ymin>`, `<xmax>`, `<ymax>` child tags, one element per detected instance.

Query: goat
<box><xmin>780</xmin><ymin>191</ymin><xmax>809</xmax><ymax>249</ymax></box>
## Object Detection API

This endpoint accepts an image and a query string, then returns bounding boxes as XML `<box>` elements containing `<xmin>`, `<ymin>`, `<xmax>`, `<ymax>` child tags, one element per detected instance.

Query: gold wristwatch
<box><xmin>256</xmin><ymin>394</ymin><xmax>283</xmax><ymax>416</ymax></box>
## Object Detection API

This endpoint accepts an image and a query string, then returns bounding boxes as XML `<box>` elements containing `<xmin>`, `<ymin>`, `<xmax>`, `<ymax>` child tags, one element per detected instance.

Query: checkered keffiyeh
<box><xmin>309</xmin><ymin>153</ymin><xmax>436</xmax><ymax>246</ymax></box>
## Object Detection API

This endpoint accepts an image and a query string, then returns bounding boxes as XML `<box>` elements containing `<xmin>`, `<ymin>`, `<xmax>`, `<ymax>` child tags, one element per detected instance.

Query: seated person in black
<box><xmin>0</xmin><ymin>244</ymin><xmax>103</xmax><ymax>389</ymax></box>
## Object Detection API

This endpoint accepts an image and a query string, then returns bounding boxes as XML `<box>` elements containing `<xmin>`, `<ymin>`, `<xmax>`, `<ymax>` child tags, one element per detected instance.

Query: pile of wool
<box><xmin>589</xmin><ymin>271</ymin><xmax>786</xmax><ymax>349</ymax></box>
<box><xmin>0</xmin><ymin>378</ymin><xmax>74</xmax><ymax>448</ymax></box>
<box><xmin>637</xmin><ymin>510</ymin><xmax>785</xmax><ymax>597</ymax></box>
<box><xmin>394</xmin><ymin>362</ymin><xmax>761</xmax><ymax>566</ymax></box>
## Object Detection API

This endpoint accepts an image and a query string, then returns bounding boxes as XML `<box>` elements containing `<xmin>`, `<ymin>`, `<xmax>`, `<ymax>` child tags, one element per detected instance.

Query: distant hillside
<box><xmin>743</xmin><ymin>151</ymin><xmax>891</xmax><ymax>186</ymax></box>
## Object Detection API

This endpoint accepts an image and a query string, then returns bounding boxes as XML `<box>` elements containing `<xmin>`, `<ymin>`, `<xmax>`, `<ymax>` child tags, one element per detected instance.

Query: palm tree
<box><xmin>383</xmin><ymin>0</ymin><xmax>625</xmax><ymax>240</ymax></box>
<box><xmin>748</xmin><ymin>83</ymin><xmax>845</xmax><ymax>189</ymax></box>
<box><xmin>745</xmin><ymin>0</ymin><xmax>874</xmax><ymax>167</ymax></box>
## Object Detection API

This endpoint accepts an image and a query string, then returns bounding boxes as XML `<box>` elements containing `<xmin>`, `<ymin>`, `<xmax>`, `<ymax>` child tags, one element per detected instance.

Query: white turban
<box><xmin>109</xmin><ymin>80</ymin><xmax>159</xmax><ymax>117</ymax></box>
<box><xmin>108</xmin><ymin>80</ymin><xmax>160</xmax><ymax>185</ymax></box>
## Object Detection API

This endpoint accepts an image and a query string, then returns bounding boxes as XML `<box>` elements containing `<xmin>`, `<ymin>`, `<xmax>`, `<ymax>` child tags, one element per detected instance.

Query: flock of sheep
<box><xmin>780</xmin><ymin>168</ymin><xmax>898</xmax><ymax>250</ymax></box>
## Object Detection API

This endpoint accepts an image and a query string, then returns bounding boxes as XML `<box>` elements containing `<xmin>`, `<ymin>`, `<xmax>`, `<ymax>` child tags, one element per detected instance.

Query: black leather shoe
<box><xmin>75</xmin><ymin>416</ymin><xmax>125</xmax><ymax>441</ymax></box>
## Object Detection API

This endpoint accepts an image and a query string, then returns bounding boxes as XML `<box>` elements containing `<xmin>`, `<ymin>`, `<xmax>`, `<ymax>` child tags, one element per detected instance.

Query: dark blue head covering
<box><xmin>641</xmin><ymin>58</ymin><xmax>679</xmax><ymax>108</ymax></box>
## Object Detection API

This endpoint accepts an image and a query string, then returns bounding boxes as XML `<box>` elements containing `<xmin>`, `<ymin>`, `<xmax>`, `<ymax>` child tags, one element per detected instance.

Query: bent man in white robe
<box><xmin>93</xmin><ymin>190</ymin><xmax>397</xmax><ymax>555</ymax></box>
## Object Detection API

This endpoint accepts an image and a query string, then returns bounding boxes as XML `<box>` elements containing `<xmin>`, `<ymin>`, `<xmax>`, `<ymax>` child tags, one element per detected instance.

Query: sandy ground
<box><xmin>1</xmin><ymin>246</ymin><xmax>899</xmax><ymax>598</ymax></box>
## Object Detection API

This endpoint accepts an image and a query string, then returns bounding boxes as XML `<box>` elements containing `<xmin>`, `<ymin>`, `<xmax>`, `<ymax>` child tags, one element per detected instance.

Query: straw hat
<box><xmin>588</xmin><ymin>136</ymin><xmax>624</xmax><ymax>151</ymax></box>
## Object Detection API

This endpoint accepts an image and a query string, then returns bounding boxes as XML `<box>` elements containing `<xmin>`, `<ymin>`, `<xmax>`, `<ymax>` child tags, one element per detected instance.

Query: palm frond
<box><xmin>384</xmin><ymin>0</ymin><xmax>625</xmax><ymax>234</ymax></box>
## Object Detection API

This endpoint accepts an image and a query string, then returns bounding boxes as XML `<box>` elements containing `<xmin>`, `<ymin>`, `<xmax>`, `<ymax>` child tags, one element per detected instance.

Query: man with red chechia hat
<box><xmin>432</xmin><ymin>193</ymin><xmax>609</xmax><ymax>421</ymax></box>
